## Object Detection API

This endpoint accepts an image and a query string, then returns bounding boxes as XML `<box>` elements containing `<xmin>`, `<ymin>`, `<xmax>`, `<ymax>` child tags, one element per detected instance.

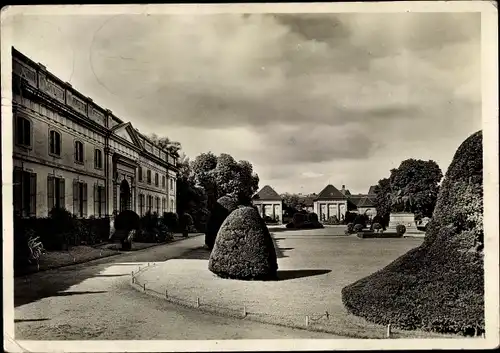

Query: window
<box><xmin>139</xmin><ymin>194</ymin><xmax>145</xmax><ymax>216</ymax></box>
<box><xmin>15</xmin><ymin>116</ymin><xmax>31</xmax><ymax>147</ymax></box>
<box><xmin>138</xmin><ymin>167</ymin><xmax>143</xmax><ymax>182</ymax></box>
<box><xmin>155</xmin><ymin>173</ymin><xmax>159</xmax><ymax>187</ymax></box>
<box><xmin>147</xmin><ymin>195</ymin><xmax>153</xmax><ymax>213</ymax></box>
<box><xmin>47</xmin><ymin>175</ymin><xmax>65</xmax><ymax>213</ymax></box>
<box><xmin>49</xmin><ymin>130</ymin><xmax>61</xmax><ymax>156</ymax></box>
<box><xmin>162</xmin><ymin>198</ymin><xmax>166</xmax><ymax>214</ymax></box>
<box><xmin>94</xmin><ymin>149</ymin><xmax>103</xmax><ymax>169</ymax></box>
<box><xmin>73</xmin><ymin>180</ymin><xmax>88</xmax><ymax>217</ymax></box>
<box><xmin>13</xmin><ymin>168</ymin><xmax>36</xmax><ymax>217</ymax></box>
<box><xmin>162</xmin><ymin>175</ymin><xmax>166</xmax><ymax>188</ymax></box>
<box><xmin>93</xmin><ymin>185</ymin><xmax>106</xmax><ymax>217</ymax></box>
<box><xmin>170</xmin><ymin>179</ymin><xmax>174</xmax><ymax>191</ymax></box>
<box><xmin>74</xmin><ymin>141</ymin><xmax>84</xmax><ymax>163</ymax></box>
<box><xmin>156</xmin><ymin>196</ymin><xmax>160</xmax><ymax>214</ymax></box>
<box><xmin>170</xmin><ymin>199</ymin><xmax>174</xmax><ymax>212</ymax></box>
<box><xmin>147</xmin><ymin>170</ymin><xmax>151</xmax><ymax>184</ymax></box>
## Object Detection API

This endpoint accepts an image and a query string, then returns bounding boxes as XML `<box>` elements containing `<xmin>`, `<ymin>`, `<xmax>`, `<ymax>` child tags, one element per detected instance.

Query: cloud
<box><xmin>10</xmin><ymin>11</ymin><xmax>482</xmax><ymax>194</ymax></box>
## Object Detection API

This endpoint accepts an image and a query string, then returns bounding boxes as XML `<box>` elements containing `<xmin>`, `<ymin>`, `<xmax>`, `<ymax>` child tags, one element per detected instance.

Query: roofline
<box><xmin>12</xmin><ymin>46</ymin><xmax>178</xmax><ymax>160</ymax></box>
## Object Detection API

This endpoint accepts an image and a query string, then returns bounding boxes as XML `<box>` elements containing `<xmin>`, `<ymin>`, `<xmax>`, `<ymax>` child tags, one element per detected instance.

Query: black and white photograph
<box><xmin>2</xmin><ymin>2</ymin><xmax>498</xmax><ymax>352</ymax></box>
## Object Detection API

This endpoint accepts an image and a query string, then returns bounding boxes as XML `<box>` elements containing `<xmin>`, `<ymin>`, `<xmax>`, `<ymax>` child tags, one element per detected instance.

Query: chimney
<box><xmin>342</xmin><ymin>185</ymin><xmax>345</xmax><ymax>190</ymax></box>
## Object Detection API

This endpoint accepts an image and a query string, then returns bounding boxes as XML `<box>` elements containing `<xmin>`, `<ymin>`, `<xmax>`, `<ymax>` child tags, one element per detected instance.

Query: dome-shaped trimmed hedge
<box><xmin>208</xmin><ymin>206</ymin><xmax>278</xmax><ymax>280</ymax></box>
<box><xmin>205</xmin><ymin>195</ymin><xmax>239</xmax><ymax>250</ymax></box>
<box><xmin>342</xmin><ymin>131</ymin><xmax>484</xmax><ymax>336</ymax></box>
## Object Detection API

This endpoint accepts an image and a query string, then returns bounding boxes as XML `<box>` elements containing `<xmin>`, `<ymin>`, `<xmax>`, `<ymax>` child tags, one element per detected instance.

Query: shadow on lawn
<box><xmin>14</xmin><ymin>318</ymin><xmax>51</xmax><ymax>323</ymax></box>
<box><xmin>277</xmin><ymin>269</ymin><xmax>331</xmax><ymax>281</ymax></box>
<box><xmin>14</xmin><ymin>237</ymin><xmax>203</xmax><ymax>308</ymax></box>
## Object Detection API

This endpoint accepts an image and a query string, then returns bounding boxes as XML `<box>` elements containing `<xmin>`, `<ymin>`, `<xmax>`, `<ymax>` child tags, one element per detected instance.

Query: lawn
<box><xmin>134</xmin><ymin>228</ymin><xmax>454</xmax><ymax>338</ymax></box>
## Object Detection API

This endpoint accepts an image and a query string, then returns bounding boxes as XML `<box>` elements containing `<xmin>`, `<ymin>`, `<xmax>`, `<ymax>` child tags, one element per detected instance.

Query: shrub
<box><xmin>371</xmin><ymin>215</ymin><xmax>385</xmax><ymax>229</ymax></box>
<box><xmin>325</xmin><ymin>215</ymin><xmax>341</xmax><ymax>225</ymax></box>
<box><xmin>263</xmin><ymin>215</ymin><xmax>278</xmax><ymax>224</ymax></box>
<box><xmin>373</xmin><ymin>223</ymin><xmax>383</xmax><ymax>232</ymax></box>
<box><xmin>205</xmin><ymin>195</ymin><xmax>239</xmax><ymax>250</ymax></box>
<box><xmin>396</xmin><ymin>224</ymin><xmax>406</xmax><ymax>236</ymax></box>
<box><xmin>344</xmin><ymin>211</ymin><xmax>357</xmax><ymax>225</ymax></box>
<box><xmin>353</xmin><ymin>214</ymin><xmax>368</xmax><ymax>228</ymax></box>
<box><xmin>162</xmin><ymin>212</ymin><xmax>179</xmax><ymax>232</ymax></box>
<box><xmin>208</xmin><ymin>206</ymin><xmax>278</xmax><ymax>280</ymax></box>
<box><xmin>353</xmin><ymin>224</ymin><xmax>364</xmax><ymax>233</ymax></box>
<box><xmin>114</xmin><ymin>210</ymin><xmax>141</xmax><ymax>232</ymax></box>
<box><xmin>342</xmin><ymin>131</ymin><xmax>484</xmax><ymax>336</ymax></box>
<box><xmin>286</xmin><ymin>222</ymin><xmax>295</xmax><ymax>229</ymax></box>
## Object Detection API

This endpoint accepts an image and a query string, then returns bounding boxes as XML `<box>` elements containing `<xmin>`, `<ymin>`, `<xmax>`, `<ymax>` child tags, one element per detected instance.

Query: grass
<box><xmin>133</xmin><ymin>228</ymin><xmax>456</xmax><ymax>339</ymax></box>
<box><xmin>16</xmin><ymin>233</ymin><xmax>202</xmax><ymax>277</ymax></box>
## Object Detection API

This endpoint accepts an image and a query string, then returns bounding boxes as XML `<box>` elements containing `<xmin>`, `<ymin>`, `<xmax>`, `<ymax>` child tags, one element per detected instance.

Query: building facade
<box><xmin>313</xmin><ymin>184</ymin><xmax>349</xmax><ymax>222</ymax></box>
<box><xmin>252</xmin><ymin>185</ymin><xmax>283</xmax><ymax>224</ymax></box>
<box><xmin>12</xmin><ymin>47</ymin><xmax>178</xmax><ymax>219</ymax></box>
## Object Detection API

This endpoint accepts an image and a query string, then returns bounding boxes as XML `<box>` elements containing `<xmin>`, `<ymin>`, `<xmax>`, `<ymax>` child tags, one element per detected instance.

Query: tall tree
<box><xmin>374</xmin><ymin>159</ymin><xmax>443</xmax><ymax>221</ymax></box>
<box><xmin>388</xmin><ymin>159</ymin><xmax>443</xmax><ymax>218</ymax></box>
<box><xmin>147</xmin><ymin>133</ymin><xmax>182</xmax><ymax>156</ymax></box>
<box><xmin>374</xmin><ymin>178</ymin><xmax>391</xmax><ymax>226</ymax></box>
<box><xmin>190</xmin><ymin>152</ymin><xmax>259</xmax><ymax>207</ymax></box>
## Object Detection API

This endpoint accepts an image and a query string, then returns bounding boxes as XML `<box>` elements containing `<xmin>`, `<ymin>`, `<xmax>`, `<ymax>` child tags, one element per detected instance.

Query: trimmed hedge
<box><xmin>341</xmin><ymin>131</ymin><xmax>484</xmax><ymax>336</ymax></box>
<box><xmin>205</xmin><ymin>195</ymin><xmax>239</xmax><ymax>250</ymax></box>
<box><xmin>208</xmin><ymin>206</ymin><xmax>278</xmax><ymax>280</ymax></box>
<box><xmin>286</xmin><ymin>212</ymin><xmax>324</xmax><ymax>229</ymax></box>
<box><xmin>14</xmin><ymin>209</ymin><xmax>110</xmax><ymax>252</ymax></box>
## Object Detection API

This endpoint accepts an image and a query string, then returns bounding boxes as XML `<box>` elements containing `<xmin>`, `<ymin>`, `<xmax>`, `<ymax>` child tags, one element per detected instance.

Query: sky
<box><xmin>8</xmin><ymin>11</ymin><xmax>482</xmax><ymax>195</ymax></box>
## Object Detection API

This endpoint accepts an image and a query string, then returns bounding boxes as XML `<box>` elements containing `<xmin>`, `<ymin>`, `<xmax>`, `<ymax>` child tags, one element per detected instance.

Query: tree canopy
<box><xmin>374</xmin><ymin>159</ymin><xmax>443</xmax><ymax>220</ymax></box>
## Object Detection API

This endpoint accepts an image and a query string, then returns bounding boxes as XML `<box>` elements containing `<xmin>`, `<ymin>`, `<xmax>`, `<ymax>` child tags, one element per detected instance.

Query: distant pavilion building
<box><xmin>252</xmin><ymin>185</ymin><xmax>283</xmax><ymax>224</ymax></box>
<box><xmin>313</xmin><ymin>184</ymin><xmax>349</xmax><ymax>222</ymax></box>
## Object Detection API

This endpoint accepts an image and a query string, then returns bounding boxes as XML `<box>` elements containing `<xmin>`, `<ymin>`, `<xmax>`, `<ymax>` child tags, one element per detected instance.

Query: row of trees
<box><xmin>373</xmin><ymin>159</ymin><xmax>443</xmax><ymax>224</ymax></box>
<box><xmin>147</xmin><ymin>134</ymin><xmax>260</xmax><ymax>232</ymax></box>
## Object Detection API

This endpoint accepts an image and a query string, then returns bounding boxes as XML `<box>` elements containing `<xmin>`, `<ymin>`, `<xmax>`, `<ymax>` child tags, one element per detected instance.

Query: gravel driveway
<box><xmin>14</xmin><ymin>235</ymin><xmax>334</xmax><ymax>340</ymax></box>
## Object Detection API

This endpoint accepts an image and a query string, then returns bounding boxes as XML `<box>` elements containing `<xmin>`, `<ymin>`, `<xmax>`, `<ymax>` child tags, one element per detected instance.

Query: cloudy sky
<box><xmin>8</xmin><ymin>10</ymin><xmax>482</xmax><ymax>194</ymax></box>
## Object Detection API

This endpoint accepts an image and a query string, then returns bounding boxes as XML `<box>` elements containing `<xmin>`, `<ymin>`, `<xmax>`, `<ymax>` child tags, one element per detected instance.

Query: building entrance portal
<box><xmin>119</xmin><ymin>179</ymin><xmax>131</xmax><ymax>212</ymax></box>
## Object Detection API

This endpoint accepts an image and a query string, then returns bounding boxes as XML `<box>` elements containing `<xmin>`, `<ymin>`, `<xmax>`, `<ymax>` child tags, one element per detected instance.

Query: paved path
<box><xmin>14</xmin><ymin>235</ymin><xmax>336</xmax><ymax>340</ymax></box>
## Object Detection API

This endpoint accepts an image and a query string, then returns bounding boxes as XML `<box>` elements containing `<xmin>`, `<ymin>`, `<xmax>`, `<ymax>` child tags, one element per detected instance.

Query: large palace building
<box><xmin>11</xmin><ymin>47</ymin><xmax>178</xmax><ymax>219</ymax></box>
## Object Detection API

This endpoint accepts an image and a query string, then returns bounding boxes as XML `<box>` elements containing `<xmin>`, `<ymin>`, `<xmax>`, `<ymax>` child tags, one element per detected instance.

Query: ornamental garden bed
<box><xmin>356</xmin><ymin>231</ymin><xmax>402</xmax><ymax>239</ymax></box>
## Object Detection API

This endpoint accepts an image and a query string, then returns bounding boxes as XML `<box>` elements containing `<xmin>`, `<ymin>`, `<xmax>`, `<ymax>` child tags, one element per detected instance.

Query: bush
<box><xmin>344</xmin><ymin>211</ymin><xmax>357</xmax><ymax>225</ymax></box>
<box><xmin>286</xmin><ymin>222</ymin><xmax>295</xmax><ymax>229</ymax></box>
<box><xmin>162</xmin><ymin>212</ymin><xmax>179</xmax><ymax>232</ymax></box>
<box><xmin>208</xmin><ymin>206</ymin><xmax>278</xmax><ymax>280</ymax></box>
<box><xmin>263</xmin><ymin>215</ymin><xmax>278</xmax><ymax>224</ymax></box>
<box><xmin>373</xmin><ymin>223</ymin><xmax>383</xmax><ymax>232</ymax></box>
<box><xmin>114</xmin><ymin>210</ymin><xmax>141</xmax><ymax>232</ymax></box>
<box><xmin>353</xmin><ymin>224</ymin><xmax>363</xmax><ymax>233</ymax></box>
<box><xmin>325</xmin><ymin>215</ymin><xmax>341</xmax><ymax>225</ymax></box>
<box><xmin>205</xmin><ymin>195</ymin><xmax>239</xmax><ymax>250</ymax></box>
<box><xmin>288</xmin><ymin>212</ymin><xmax>323</xmax><ymax>229</ymax></box>
<box><xmin>353</xmin><ymin>214</ymin><xmax>368</xmax><ymax>228</ymax></box>
<box><xmin>341</xmin><ymin>131</ymin><xmax>484</xmax><ymax>336</ymax></box>
<box><xmin>396</xmin><ymin>224</ymin><xmax>406</xmax><ymax>236</ymax></box>
<box><xmin>371</xmin><ymin>215</ymin><xmax>385</xmax><ymax>229</ymax></box>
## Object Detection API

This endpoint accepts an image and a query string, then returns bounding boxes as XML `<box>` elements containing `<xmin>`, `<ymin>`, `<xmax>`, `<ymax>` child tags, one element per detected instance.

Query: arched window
<box><xmin>94</xmin><ymin>149</ymin><xmax>103</xmax><ymax>169</ymax></box>
<box><xmin>15</xmin><ymin>116</ymin><xmax>32</xmax><ymax>147</ymax></box>
<box><xmin>49</xmin><ymin>130</ymin><xmax>61</xmax><ymax>156</ymax></box>
<box><xmin>74</xmin><ymin>141</ymin><xmax>84</xmax><ymax>163</ymax></box>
